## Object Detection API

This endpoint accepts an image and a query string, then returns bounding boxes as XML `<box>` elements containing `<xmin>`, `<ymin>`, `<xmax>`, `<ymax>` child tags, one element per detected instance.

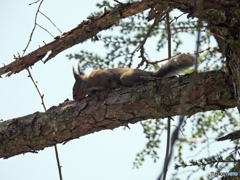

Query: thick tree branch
<box><xmin>0</xmin><ymin>0</ymin><xmax>155</xmax><ymax>77</ymax></box>
<box><xmin>0</xmin><ymin>70</ymin><xmax>236</xmax><ymax>158</ymax></box>
<box><xmin>2</xmin><ymin>0</ymin><xmax>238</xmax><ymax>77</ymax></box>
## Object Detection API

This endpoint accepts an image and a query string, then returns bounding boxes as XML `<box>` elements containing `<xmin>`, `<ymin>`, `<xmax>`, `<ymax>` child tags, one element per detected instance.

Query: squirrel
<box><xmin>73</xmin><ymin>53</ymin><xmax>195</xmax><ymax>101</ymax></box>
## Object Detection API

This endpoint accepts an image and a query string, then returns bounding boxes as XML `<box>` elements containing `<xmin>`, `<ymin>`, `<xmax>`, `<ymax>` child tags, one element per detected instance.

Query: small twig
<box><xmin>26</xmin><ymin>68</ymin><xmax>63</xmax><ymax>180</ymax></box>
<box><xmin>162</xmin><ymin>3</ymin><xmax>203</xmax><ymax>179</ymax></box>
<box><xmin>26</xmin><ymin>68</ymin><xmax>47</xmax><ymax>110</ymax></box>
<box><xmin>172</xmin><ymin>29</ymin><xmax>225</xmax><ymax>41</ymax></box>
<box><xmin>113</xmin><ymin>0</ymin><xmax>123</xmax><ymax>4</ymax></box>
<box><xmin>158</xmin><ymin>4</ymin><xmax>203</xmax><ymax>178</ymax></box>
<box><xmin>163</xmin><ymin>117</ymin><xmax>171</xmax><ymax>180</ymax></box>
<box><xmin>167</xmin><ymin>12</ymin><xmax>171</xmax><ymax>61</ymax></box>
<box><xmin>22</xmin><ymin>0</ymin><xmax>44</xmax><ymax>56</ymax></box>
<box><xmin>187</xmin><ymin>140</ymin><xmax>215</xmax><ymax>158</ymax></box>
<box><xmin>29</xmin><ymin>0</ymin><xmax>41</xmax><ymax>6</ymax></box>
<box><xmin>36</xmin><ymin>23</ymin><xmax>55</xmax><ymax>37</ymax></box>
<box><xmin>137</xmin><ymin>7</ymin><xmax>171</xmax><ymax>69</ymax></box>
<box><xmin>162</xmin><ymin>12</ymin><xmax>172</xmax><ymax>180</ymax></box>
<box><xmin>139</xmin><ymin>46</ymin><xmax>211</xmax><ymax>68</ymax></box>
<box><xmin>170</xmin><ymin>13</ymin><xmax>186</xmax><ymax>24</ymax></box>
<box><xmin>158</xmin><ymin>116</ymin><xmax>185</xmax><ymax>180</ymax></box>
<box><xmin>39</xmin><ymin>11</ymin><xmax>62</xmax><ymax>34</ymax></box>
<box><xmin>54</xmin><ymin>146</ymin><xmax>63</xmax><ymax>180</ymax></box>
<box><xmin>161</xmin><ymin>7</ymin><xmax>203</xmax><ymax>180</ymax></box>
<box><xmin>137</xmin><ymin>7</ymin><xmax>170</xmax><ymax>52</ymax></box>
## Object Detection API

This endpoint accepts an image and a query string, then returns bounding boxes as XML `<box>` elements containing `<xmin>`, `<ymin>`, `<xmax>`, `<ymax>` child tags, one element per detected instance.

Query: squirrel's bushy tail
<box><xmin>152</xmin><ymin>53</ymin><xmax>195</xmax><ymax>77</ymax></box>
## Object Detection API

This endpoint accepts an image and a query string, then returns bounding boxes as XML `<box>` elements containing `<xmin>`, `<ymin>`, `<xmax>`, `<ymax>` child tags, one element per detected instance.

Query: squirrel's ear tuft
<box><xmin>77</xmin><ymin>65</ymin><xmax>85</xmax><ymax>76</ymax></box>
<box><xmin>73</xmin><ymin>65</ymin><xmax>85</xmax><ymax>80</ymax></box>
<box><xmin>73</xmin><ymin>66</ymin><xmax>81</xmax><ymax>80</ymax></box>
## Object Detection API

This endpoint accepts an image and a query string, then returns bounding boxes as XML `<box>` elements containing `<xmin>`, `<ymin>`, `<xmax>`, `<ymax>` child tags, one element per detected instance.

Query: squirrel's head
<box><xmin>72</xmin><ymin>66</ymin><xmax>88</xmax><ymax>101</ymax></box>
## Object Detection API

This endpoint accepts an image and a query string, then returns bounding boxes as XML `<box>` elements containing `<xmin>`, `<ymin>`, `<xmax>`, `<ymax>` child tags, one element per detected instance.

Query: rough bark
<box><xmin>1</xmin><ymin>0</ymin><xmax>240</xmax><ymax>163</ymax></box>
<box><xmin>0</xmin><ymin>71</ymin><xmax>236</xmax><ymax>158</ymax></box>
<box><xmin>0</xmin><ymin>0</ymin><xmax>154</xmax><ymax>77</ymax></box>
<box><xmin>1</xmin><ymin>0</ymin><xmax>240</xmax><ymax>77</ymax></box>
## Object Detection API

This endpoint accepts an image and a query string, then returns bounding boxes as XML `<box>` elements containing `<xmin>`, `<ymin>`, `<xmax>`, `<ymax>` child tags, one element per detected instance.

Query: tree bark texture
<box><xmin>0</xmin><ymin>71</ymin><xmax>236</xmax><ymax>158</ymax></box>
<box><xmin>0</xmin><ymin>0</ymin><xmax>154</xmax><ymax>77</ymax></box>
<box><xmin>1</xmin><ymin>0</ymin><xmax>239</xmax><ymax>77</ymax></box>
<box><xmin>1</xmin><ymin>0</ymin><xmax>240</xmax><ymax>160</ymax></box>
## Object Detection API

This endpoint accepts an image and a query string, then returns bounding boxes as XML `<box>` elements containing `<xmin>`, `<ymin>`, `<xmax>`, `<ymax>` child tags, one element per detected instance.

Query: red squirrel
<box><xmin>73</xmin><ymin>54</ymin><xmax>195</xmax><ymax>101</ymax></box>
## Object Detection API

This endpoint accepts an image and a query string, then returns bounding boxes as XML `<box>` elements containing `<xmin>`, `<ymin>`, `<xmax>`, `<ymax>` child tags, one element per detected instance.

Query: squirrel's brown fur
<box><xmin>73</xmin><ymin>54</ymin><xmax>195</xmax><ymax>101</ymax></box>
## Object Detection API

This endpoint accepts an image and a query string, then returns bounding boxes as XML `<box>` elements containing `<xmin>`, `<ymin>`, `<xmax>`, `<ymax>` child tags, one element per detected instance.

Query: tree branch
<box><xmin>0</xmin><ymin>0</ymin><xmax>155</xmax><ymax>77</ymax></box>
<box><xmin>0</xmin><ymin>70</ymin><xmax>236</xmax><ymax>158</ymax></box>
<box><xmin>1</xmin><ymin>0</ymin><xmax>239</xmax><ymax>78</ymax></box>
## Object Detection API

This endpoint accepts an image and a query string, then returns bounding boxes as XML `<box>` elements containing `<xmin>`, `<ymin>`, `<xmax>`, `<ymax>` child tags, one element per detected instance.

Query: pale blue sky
<box><xmin>0</xmin><ymin>1</ymin><xmax>233</xmax><ymax>180</ymax></box>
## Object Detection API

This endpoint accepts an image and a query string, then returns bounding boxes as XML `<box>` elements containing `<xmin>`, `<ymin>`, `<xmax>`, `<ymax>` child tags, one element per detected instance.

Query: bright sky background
<box><xmin>0</xmin><ymin>1</ymin><xmax>234</xmax><ymax>180</ymax></box>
